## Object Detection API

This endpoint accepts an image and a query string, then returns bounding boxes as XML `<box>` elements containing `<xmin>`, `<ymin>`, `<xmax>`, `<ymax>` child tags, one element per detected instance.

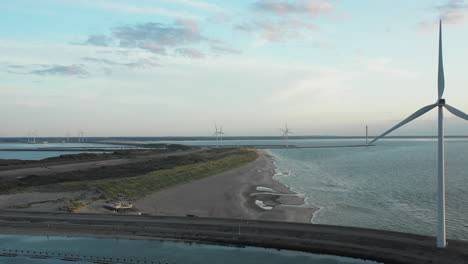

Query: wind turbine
<box><xmin>77</xmin><ymin>130</ymin><xmax>85</xmax><ymax>143</ymax></box>
<box><xmin>31</xmin><ymin>129</ymin><xmax>37</xmax><ymax>144</ymax></box>
<box><xmin>369</xmin><ymin>21</ymin><xmax>468</xmax><ymax>248</ymax></box>
<box><xmin>218</xmin><ymin>126</ymin><xmax>225</xmax><ymax>146</ymax></box>
<box><xmin>27</xmin><ymin>130</ymin><xmax>31</xmax><ymax>143</ymax></box>
<box><xmin>280</xmin><ymin>124</ymin><xmax>294</xmax><ymax>148</ymax></box>
<box><xmin>212</xmin><ymin>124</ymin><xmax>220</xmax><ymax>147</ymax></box>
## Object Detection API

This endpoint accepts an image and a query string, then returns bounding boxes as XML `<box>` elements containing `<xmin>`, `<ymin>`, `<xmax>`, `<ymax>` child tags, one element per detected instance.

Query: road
<box><xmin>0</xmin><ymin>211</ymin><xmax>466</xmax><ymax>264</ymax></box>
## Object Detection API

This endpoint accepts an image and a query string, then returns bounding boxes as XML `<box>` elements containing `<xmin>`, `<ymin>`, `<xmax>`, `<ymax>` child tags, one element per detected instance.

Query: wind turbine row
<box><xmin>370</xmin><ymin>21</ymin><xmax>468</xmax><ymax>248</ymax></box>
<box><xmin>27</xmin><ymin>129</ymin><xmax>37</xmax><ymax>144</ymax></box>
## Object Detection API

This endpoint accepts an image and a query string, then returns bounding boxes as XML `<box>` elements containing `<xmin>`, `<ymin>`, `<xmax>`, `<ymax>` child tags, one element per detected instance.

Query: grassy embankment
<box><xmin>36</xmin><ymin>149</ymin><xmax>258</xmax><ymax>200</ymax></box>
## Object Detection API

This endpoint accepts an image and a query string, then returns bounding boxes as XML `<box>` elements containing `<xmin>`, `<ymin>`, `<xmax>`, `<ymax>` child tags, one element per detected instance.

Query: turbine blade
<box><xmin>289</xmin><ymin>131</ymin><xmax>295</xmax><ymax>134</ymax></box>
<box><xmin>445</xmin><ymin>105</ymin><xmax>468</xmax><ymax>121</ymax></box>
<box><xmin>370</xmin><ymin>103</ymin><xmax>437</xmax><ymax>144</ymax></box>
<box><xmin>438</xmin><ymin>20</ymin><xmax>445</xmax><ymax>99</ymax></box>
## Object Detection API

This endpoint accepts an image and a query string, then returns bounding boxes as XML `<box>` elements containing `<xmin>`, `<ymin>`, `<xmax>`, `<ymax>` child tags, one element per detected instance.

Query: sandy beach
<box><xmin>133</xmin><ymin>150</ymin><xmax>317</xmax><ymax>223</ymax></box>
<box><xmin>0</xmin><ymin>149</ymin><xmax>316</xmax><ymax>224</ymax></box>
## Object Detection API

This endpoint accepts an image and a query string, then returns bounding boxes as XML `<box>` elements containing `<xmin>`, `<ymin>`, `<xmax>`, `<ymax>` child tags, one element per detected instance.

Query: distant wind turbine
<box><xmin>77</xmin><ymin>130</ymin><xmax>85</xmax><ymax>143</ymax></box>
<box><xmin>212</xmin><ymin>124</ymin><xmax>220</xmax><ymax>147</ymax></box>
<box><xmin>31</xmin><ymin>129</ymin><xmax>37</xmax><ymax>144</ymax></box>
<box><xmin>218</xmin><ymin>126</ymin><xmax>225</xmax><ymax>146</ymax></box>
<box><xmin>370</xmin><ymin>21</ymin><xmax>468</xmax><ymax>248</ymax></box>
<box><xmin>280</xmin><ymin>124</ymin><xmax>293</xmax><ymax>148</ymax></box>
<box><xmin>27</xmin><ymin>130</ymin><xmax>31</xmax><ymax>143</ymax></box>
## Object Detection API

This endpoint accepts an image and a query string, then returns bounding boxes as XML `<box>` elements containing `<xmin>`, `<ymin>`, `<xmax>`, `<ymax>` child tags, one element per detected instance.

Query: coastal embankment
<box><xmin>0</xmin><ymin>211</ymin><xmax>466</xmax><ymax>264</ymax></box>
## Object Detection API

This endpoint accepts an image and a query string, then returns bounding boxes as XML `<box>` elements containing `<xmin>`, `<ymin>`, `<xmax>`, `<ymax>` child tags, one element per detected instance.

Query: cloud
<box><xmin>139</xmin><ymin>42</ymin><xmax>167</xmax><ymax>55</ymax></box>
<box><xmin>235</xmin><ymin>19</ymin><xmax>317</xmax><ymax>42</ymax></box>
<box><xmin>82</xmin><ymin>20</ymin><xmax>237</xmax><ymax>58</ymax></box>
<box><xmin>236</xmin><ymin>0</ymin><xmax>338</xmax><ymax>43</ymax></box>
<box><xmin>252</xmin><ymin>0</ymin><xmax>335</xmax><ymax>17</ymax></box>
<box><xmin>211</xmin><ymin>46</ymin><xmax>242</xmax><ymax>55</ymax></box>
<box><xmin>266</xmin><ymin>71</ymin><xmax>350</xmax><ymax>103</ymax></box>
<box><xmin>419</xmin><ymin>0</ymin><xmax>468</xmax><ymax>30</ymax></box>
<box><xmin>160</xmin><ymin>0</ymin><xmax>223</xmax><ymax>12</ymax></box>
<box><xmin>176</xmin><ymin>48</ymin><xmax>205</xmax><ymax>58</ymax></box>
<box><xmin>6</xmin><ymin>64</ymin><xmax>25</xmax><ymax>69</ymax></box>
<box><xmin>112</xmin><ymin>20</ymin><xmax>210</xmax><ymax>48</ymax></box>
<box><xmin>82</xmin><ymin>57</ymin><xmax>159</xmax><ymax>68</ymax></box>
<box><xmin>30</xmin><ymin>65</ymin><xmax>88</xmax><ymax>76</ymax></box>
<box><xmin>84</xmin><ymin>35</ymin><xmax>113</xmax><ymax>46</ymax></box>
<box><xmin>70</xmin><ymin>0</ymin><xmax>201</xmax><ymax>20</ymax></box>
<box><xmin>357</xmin><ymin>58</ymin><xmax>417</xmax><ymax>78</ymax></box>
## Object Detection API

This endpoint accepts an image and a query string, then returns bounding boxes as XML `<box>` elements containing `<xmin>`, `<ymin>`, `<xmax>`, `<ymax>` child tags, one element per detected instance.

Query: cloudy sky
<box><xmin>1</xmin><ymin>0</ymin><xmax>468</xmax><ymax>137</ymax></box>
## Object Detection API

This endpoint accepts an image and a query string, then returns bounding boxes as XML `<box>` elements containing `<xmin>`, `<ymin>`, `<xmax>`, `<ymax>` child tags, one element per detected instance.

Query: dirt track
<box><xmin>0</xmin><ymin>148</ymin><xmax>205</xmax><ymax>178</ymax></box>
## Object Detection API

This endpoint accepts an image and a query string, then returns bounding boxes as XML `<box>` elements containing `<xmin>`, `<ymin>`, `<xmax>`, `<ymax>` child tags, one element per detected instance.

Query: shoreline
<box><xmin>0</xmin><ymin>148</ymin><xmax>317</xmax><ymax>224</ymax></box>
<box><xmin>130</xmin><ymin>149</ymin><xmax>318</xmax><ymax>224</ymax></box>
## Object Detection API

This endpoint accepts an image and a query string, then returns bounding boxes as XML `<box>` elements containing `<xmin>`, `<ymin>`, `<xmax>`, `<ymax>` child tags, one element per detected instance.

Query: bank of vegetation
<box><xmin>58</xmin><ymin>149</ymin><xmax>258</xmax><ymax>200</ymax></box>
<box><xmin>2</xmin><ymin>148</ymin><xmax>258</xmax><ymax>201</ymax></box>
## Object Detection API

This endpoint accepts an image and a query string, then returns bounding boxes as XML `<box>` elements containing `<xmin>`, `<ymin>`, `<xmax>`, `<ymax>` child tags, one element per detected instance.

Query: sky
<box><xmin>1</xmin><ymin>0</ymin><xmax>468</xmax><ymax>137</ymax></box>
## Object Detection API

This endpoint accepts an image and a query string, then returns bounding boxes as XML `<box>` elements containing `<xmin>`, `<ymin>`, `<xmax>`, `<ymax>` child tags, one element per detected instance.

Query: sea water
<box><xmin>267</xmin><ymin>139</ymin><xmax>468</xmax><ymax>241</ymax></box>
<box><xmin>0</xmin><ymin>235</ymin><xmax>380</xmax><ymax>264</ymax></box>
<box><xmin>159</xmin><ymin>138</ymin><xmax>468</xmax><ymax>241</ymax></box>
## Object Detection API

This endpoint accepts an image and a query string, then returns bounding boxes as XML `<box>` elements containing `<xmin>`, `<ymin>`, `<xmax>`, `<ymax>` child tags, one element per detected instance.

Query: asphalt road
<box><xmin>0</xmin><ymin>211</ymin><xmax>466</xmax><ymax>264</ymax></box>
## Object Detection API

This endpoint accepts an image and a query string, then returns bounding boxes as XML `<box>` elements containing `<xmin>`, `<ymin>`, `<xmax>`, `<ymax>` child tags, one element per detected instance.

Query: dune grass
<box><xmin>49</xmin><ymin>150</ymin><xmax>258</xmax><ymax>200</ymax></box>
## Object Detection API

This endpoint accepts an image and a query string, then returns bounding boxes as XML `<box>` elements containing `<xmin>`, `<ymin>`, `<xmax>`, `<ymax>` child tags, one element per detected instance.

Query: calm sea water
<box><xmin>0</xmin><ymin>143</ymin><xmax>136</xmax><ymax>160</ymax></box>
<box><xmin>0</xmin><ymin>235</ymin><xmax>379</xmax><ymax>264</ymax></box>
<box><xmin>160</xmin><ymin>139</ymin><xmax>468</xmax><ymax>241</ymax></box>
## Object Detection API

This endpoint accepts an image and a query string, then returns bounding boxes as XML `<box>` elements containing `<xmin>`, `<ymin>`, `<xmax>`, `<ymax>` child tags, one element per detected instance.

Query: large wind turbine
<box><xmin>369</xmin><ymin>21</ymin><xmax>468</xmax><ymax>248</ymax></box>
<box><xmin>280</xmin><ymin>124</ymin><xmax>294</xmax><ymax>148</ymax></box>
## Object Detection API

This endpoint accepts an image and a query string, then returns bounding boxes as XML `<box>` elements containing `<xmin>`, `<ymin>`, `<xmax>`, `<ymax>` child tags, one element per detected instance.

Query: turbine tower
<box><xmin>280</xmin><ymin>124</ymin><xmax>294</xmax><ymax>148</ymax></box>
<box><xmin>366</xmin><ymin>125</ymin><xmax>369</xmax><ymax>145</ymax></box>
<box><xmin>369</xmin><ymin>21</ymin><xmax>468</xmax><ymax>248</ymax></box>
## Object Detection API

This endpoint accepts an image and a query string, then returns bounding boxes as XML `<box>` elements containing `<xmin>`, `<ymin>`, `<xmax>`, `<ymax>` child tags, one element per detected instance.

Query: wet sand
<box><xmin>135</xmin><ymin>150</ymin><xmax>317</xmax><ymax>223</ymax></box>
